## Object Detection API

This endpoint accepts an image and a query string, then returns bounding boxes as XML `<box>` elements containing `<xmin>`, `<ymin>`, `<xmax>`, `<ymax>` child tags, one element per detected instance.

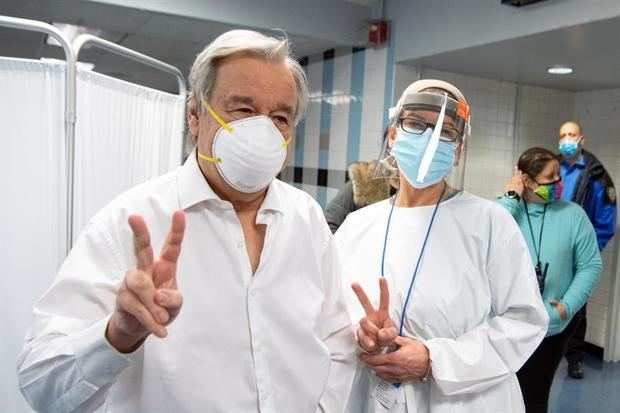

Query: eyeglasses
<box><xmin>398</xmin><ymin>117</ymin><xmax>461</xmax><ymax>142</ymax></box>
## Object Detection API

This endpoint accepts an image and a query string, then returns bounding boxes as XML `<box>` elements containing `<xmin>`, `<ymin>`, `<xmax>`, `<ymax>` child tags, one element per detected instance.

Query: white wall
<box><xmin>516</xmin><ymin>85</ymin><xmax>575</xmax><ymax>156</ymax></box>
<box><xmin>574</xmin><ymin>88</ymin><xmax>620</xmax><ymax>359</ymax></box>
<box><xmin>386</xmin><ymin>0</ymin><xmax>620</xmax><ymax>62</ymax></box>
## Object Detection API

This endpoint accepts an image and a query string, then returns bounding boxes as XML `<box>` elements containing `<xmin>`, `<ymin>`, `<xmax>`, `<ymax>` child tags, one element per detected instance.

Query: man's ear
<box><xmin>579</xmin><ymin>136</ymin><xmax>586</xmax><ymax>147</ymax></box>
<box><xmin>187</xmin><ymin>95</ymin><xmax>200</xmax><ymax>136</ymax></box>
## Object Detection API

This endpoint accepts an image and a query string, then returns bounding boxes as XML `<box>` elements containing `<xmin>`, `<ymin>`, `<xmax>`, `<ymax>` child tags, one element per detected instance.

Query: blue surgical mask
<box><xmin>391</xmin><ymin>127</ymin><xmax>456</xmax><ymax>188</ymax></box>
<box><xmin>559</xmin><ymin>141</ymin><xmax>579</xmax><ymax>157</ymax></box>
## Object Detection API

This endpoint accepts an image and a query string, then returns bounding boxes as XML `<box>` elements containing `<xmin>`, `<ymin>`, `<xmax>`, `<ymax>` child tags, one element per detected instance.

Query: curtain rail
<box><xmin>73</xmin><ymin>34</ymin><xmax>186</xmax><ymax>96</ymax></box>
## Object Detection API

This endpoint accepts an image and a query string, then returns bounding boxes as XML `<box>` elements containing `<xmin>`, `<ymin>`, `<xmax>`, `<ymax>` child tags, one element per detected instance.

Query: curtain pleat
<box><xmin>73</xmin><ymin>69</ymin><xmax>185</xmax><ymax>239</ymax></box>
<box><xmin>0</xmin><ymin>56</ymin><xmax>67</xmax><ymax>413</ymax></box>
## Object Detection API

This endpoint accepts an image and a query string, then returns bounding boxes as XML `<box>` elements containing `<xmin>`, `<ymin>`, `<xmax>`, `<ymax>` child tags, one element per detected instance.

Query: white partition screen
<box><xmin>73</xmin><ymin>69</ymin><xmax>185</xmax><ymax>239</ymax></box>
<box><xmin>0</xmin><ymin>57</ymin><xmax>68</xmax><ymax>413</ymax></box>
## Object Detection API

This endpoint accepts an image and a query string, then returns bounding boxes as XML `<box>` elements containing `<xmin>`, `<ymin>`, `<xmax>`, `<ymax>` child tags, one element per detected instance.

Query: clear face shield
<box><xmin>373</xmin><ymin>91</ymin><xmax>471</xmax><ymax>191</ymax></box>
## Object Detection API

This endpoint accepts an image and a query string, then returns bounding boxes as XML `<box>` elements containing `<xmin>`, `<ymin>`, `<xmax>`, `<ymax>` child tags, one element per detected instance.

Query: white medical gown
<box><xmin>335</xmin><ymin>191</ymin><xmax>549</xmax><ymax>413</ymax></box>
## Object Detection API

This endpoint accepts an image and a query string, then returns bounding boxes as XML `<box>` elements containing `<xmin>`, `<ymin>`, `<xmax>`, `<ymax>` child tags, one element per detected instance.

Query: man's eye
<box><xmin>273</xmin><ymin>116</ymin><xmax>289</xmax><ymax>125</ymax></box>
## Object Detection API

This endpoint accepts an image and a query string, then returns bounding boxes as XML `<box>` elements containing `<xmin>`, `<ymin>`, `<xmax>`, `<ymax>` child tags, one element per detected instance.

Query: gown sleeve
<box><xmin>423</xmin><ymin>205</ymin><xmax>549</xmax><ymax>395</ymax></box>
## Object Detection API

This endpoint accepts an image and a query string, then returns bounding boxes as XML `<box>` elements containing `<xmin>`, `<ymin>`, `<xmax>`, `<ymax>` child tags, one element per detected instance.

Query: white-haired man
<box><xmin>18</xmin><ymin>30</ymin><xmax>356</xmax><ymax>412</ymax></box>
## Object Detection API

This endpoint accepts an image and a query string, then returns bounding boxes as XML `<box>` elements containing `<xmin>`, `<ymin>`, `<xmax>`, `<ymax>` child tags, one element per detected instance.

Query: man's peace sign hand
<box><xmin>106</xmin><ymin>210</ymin><xmax>185</xmax><ymax>353</ymax></box>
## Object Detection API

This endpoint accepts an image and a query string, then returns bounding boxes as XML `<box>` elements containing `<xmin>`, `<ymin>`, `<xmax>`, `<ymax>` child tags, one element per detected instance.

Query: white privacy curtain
<box><xmin>73</xmin><ymin>69</ymin><xmax>185</xmax><ymax>239</ymax></box>
<box><xmin>0</xmin><ymin>57</ymin><xmax>67</xmax><ymax>413</ymax></box>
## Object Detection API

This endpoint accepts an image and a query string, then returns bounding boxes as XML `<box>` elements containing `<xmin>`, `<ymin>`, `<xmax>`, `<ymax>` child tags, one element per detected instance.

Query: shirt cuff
<box><xmin>70</xmin><ymin>315</ymin><xmax>141</xmax><ymax>388</ymax></box>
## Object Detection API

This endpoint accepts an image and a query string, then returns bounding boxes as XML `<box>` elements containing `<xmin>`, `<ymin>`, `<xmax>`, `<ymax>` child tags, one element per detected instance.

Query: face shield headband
<box><xmin>389</xmin><ymin>92</ymin><xmax>471</xmax><ymax>140</ymax></box>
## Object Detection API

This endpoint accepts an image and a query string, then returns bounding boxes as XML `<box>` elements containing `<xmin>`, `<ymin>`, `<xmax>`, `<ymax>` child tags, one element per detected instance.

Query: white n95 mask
<box><xmin>198</xmin><ymin>103</ymin><xmax>291</xmax><ymax>193</ymax></box>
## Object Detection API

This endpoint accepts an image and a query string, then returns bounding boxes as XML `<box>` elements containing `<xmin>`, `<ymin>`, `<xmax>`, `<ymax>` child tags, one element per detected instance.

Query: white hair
<box><xmin>189</xmin><ymin>29</ymin><xmax>309</xmax><ymax>125</ymax></box>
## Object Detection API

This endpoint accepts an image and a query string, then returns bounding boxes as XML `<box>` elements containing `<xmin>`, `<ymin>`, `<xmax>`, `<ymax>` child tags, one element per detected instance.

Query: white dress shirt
<box><xmin>335</xmin><ymin>192</ymin><xmax>549</xmax><ymax>413</ymax></box>
<box><xmin>18</xmin><ymin>152</ymin><xmax>356</xmax><ymax>413</ymax></box>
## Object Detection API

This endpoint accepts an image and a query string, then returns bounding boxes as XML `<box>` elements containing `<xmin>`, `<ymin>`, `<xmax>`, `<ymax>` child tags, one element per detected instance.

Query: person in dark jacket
<box><xmin>324</xmin><ymin>129</ymin><xmax>396</xmax><ymax>233</ymax></box>
<box><xmin>324</xmin><ymin>161</ymin><xmax>395</xmax><ymax>233</ymax></box>
<box><xmin>558</xmin><ymin>120</ymin><xmax>617</xmax><ymax>379</ymax></box>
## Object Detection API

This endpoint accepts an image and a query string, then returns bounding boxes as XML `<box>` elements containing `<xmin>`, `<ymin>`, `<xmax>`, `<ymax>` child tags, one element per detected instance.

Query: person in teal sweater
<box><xmin>497</xmin><ymin>147</ymin><xmax>602</xmax><ymax>413</ymax></box>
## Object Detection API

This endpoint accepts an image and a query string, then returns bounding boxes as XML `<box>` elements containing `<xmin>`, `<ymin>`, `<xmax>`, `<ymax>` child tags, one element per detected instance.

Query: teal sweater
<box><xmin>497</xmin><ymin>197</ymin><xmax>602</xmax><ymax>336</ymax></box>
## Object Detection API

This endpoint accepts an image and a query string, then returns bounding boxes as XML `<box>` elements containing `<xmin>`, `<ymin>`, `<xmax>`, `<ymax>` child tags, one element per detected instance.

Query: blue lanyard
<box><xmin>380</xmin><ymin>182</ymin><xmax>447</xmax><ymax>336</ymax></box>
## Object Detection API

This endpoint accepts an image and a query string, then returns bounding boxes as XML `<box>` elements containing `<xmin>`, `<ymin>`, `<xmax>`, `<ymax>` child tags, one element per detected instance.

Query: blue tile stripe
<box><xmin>346</xmin><ymin>48</ymin><xmax>365</xmax><ymax>167</ymax></box>
<box><xmin>382</xmin><ymin>22</ymin><xmax>396</xmax><ymax>129</ymax></box>
<box><xmin>317</xmin><ymin>55</ymin><xmax>334</xmax><ymax>208</ymax></box>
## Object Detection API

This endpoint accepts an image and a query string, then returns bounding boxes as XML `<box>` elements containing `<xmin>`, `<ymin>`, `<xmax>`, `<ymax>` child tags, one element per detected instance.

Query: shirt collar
<box><xmin>259</xmin><ymin>179</ymin><xmax>287</xmax><ymax>215</ymax></box>
<box><xmin>561</xmin><ymin>154</ymin><xmax>585</xmax><ymax>168</ymax></box>
<box><xmin>178</xmin><ymin>150</ymin><xmax>221</xmax><ymax>210</ymax></box>
<box><xmin>178</xmin><ymin>149</ymin><xmax>287</xmax><ymax>215</ymax></box>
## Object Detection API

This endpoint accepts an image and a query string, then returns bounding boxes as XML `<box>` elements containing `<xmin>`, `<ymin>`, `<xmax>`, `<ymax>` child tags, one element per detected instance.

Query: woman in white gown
<box><xmin>335</xmin><ymin>79</ymin><xmax>549</xmax><ymax>413</ymax></box>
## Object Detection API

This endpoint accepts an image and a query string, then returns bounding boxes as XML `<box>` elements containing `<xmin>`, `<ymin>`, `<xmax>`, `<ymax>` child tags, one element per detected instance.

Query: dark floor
<box><xmin>549</xmin><ymin>354</ymin><xmax>620</xmax><ymax>412</ymax></box>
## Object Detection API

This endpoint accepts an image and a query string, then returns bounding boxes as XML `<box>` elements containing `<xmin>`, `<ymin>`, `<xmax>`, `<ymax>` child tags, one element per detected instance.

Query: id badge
<box><xmin>370</xmin><ymin>342</ymin><xmax>402</xmax><ymax>409</ymax></box>
<box><xmin>372</xmin><ymin>379</ymin><xmax>399</xmax><ymax>410</ymax></box>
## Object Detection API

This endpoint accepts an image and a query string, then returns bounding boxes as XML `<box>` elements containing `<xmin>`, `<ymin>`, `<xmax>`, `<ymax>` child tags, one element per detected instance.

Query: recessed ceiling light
<box><xmin>547</xmin><ymin>65</ymin><xmax>573</xmax><ymax>75</ymax></box>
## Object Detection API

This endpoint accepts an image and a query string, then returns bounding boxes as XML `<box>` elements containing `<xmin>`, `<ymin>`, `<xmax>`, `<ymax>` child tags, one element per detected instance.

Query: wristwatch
<box><xmin>504</xmin><ymin>190</ymin><xmax>520</xmax><ymax>201</ymax></box>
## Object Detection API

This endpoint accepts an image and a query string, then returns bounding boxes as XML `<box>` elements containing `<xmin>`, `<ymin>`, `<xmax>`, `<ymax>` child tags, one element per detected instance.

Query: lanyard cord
<box><xmin>380</xmin><ymin>181</ymin><xmax>447</xmax><ymax>336</ymax></box>
<box><xmin>523</xmin><ymin>200</ymin><xmax>548</xmax><ymax>265</ymax></box>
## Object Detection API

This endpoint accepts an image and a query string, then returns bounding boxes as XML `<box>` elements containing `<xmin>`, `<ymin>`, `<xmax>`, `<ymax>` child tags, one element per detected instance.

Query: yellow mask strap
<box><xmin>202</xmin><ymin>101</ymin><xmax>232</xmax><ymax>133</ymax></box>
<box><xmin>281</xmin><ymin>136</ymin><xmax>292</xmax><ymax>148</ymax></box>
<box><xmin>197</xmin><ymin>151</ymin><xmax>221</xmax><ymax>163</ymax></box>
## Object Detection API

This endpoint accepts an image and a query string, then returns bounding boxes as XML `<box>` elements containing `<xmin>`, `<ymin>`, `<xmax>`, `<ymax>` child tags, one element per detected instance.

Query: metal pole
<box><xmin>73</xmin><ymin>34</ymin><xmax>186</xmax><ymax>96</ymax></box>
